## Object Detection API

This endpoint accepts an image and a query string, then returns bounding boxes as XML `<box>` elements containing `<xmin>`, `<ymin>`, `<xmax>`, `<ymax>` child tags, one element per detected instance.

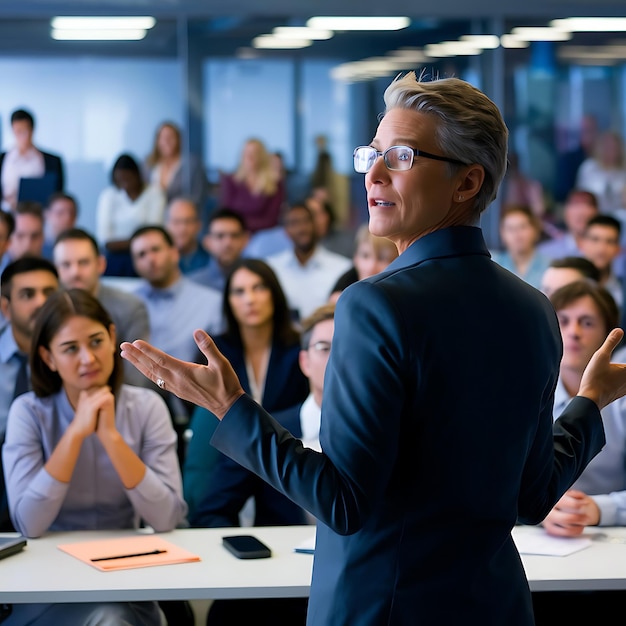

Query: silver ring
<box><xmin>156</xmin><ymin>378</ymin><xmax>165</xmax><ymax>390</ymax></box>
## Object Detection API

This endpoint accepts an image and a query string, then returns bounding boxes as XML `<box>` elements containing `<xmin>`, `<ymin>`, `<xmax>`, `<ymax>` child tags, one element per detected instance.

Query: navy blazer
<box><xmin>212</xmin><ymin>226</ymin><xmax>606</xmax><ymax>625</ymax></box>
<box><xmin>190</xmin><ymin>403</ymin><xmax>308</xmax><ymax>528</ymax></box>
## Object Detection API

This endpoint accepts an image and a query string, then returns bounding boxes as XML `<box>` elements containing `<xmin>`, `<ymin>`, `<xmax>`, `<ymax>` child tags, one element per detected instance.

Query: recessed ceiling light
<box><xmin>273</xmin><ymin>27</ymin><xmax>333</xmax><ymax>40</ymax></box>
<box><xmin>500</xmin><ymin>35</ymin><xmax>530</xmax><ymax>49</ymax></box>
<box><xmin>551</xmin><ymin>17</ymin><xmax>626</xmax><ymax>32</ymax></box>
<box><xmin>510</xmin><ymin>27</ymin><xmax>572</xmax><ymax>42</ymax></box>
<box><xmin>306</xmin><ymin>16</ymin><xmax>410</xmax><ymax>31</ymax></box>
<box><xmin>51</xmin><ymin>16</ymin><xmax>156</xmax><ymax>30</ymax></box>
<box><xmin>252</xmin><ymin>36</ymin><xmax>312</xmax><ymax>49</ymax></box>
<box><xmin>460</xmin><ymin>35</ymin><xmax>500</xmax><ymax>49</ymax></box>
<box><xmin>51</xmin><ymin>29</ymin><xmax>148</xmax><ymax>41</ymax></box>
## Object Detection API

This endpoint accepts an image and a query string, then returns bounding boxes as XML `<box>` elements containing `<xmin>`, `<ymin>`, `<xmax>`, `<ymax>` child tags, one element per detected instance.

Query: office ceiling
<box><xmin>0</xmin><ymin>0</ymin><xmax>624</xmax><ymax>63</ymax></box>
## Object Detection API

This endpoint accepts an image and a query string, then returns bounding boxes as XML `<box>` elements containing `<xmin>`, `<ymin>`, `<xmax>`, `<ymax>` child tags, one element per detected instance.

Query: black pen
<box><xmin>91</xmin><ymin>549</ymin><xmax>167</xmax><ymax>562</ymax></box>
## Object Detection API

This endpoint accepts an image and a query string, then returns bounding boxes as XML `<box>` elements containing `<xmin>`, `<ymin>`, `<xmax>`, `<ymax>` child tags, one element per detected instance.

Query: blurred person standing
<box><xmin>0</xmin><ymin>109</ymin><xmax>64</xmax><ymax>212</ymax></box>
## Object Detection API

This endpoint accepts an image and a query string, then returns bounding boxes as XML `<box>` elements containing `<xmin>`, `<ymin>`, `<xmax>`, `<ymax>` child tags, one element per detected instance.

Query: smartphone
<box><xmin>222</xmin><ymin>534</ymin><xmax>272</xmax><ymax>559</ymax></box>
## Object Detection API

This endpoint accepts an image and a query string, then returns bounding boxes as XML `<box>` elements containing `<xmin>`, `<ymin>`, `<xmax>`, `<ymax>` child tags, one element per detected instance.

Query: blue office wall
<box><xmin>0</xmin><ymin>57</ymin><xmax>183</xmax><ymax>234</ymax></box>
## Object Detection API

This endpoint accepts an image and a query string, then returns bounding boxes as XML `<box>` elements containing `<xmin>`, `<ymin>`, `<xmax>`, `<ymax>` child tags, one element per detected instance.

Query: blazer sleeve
<box><xmin>211</xmin><ymin>281</ymin><xmax>408</xmax><ymax>535</ymax></box>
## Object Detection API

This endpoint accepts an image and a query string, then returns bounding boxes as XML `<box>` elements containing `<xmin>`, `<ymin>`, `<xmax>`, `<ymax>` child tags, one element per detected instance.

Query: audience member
<box><xmin>330</xmin><ymin>223</ymin><xmax>398</xmax><ymax>302</ymax></box>
<box><xmin>310</xmin><ymin>134</ymin><xmax>334</xmax><ymax>199</ymax></box>
<box><xmin>554</xmin><ymin>114</ymin><xmax>598</xmax><ymax>203</ymax></box>
<box><xmin>0</xmin><ymin>257</ymin><xmax>59</xmax><ymax>530</ymax></box>
<box><xmin>219</xmin><ymin>138</ymin><xmax>285</xmax><ymax>234</ymax></box>
<box><xmin>53</xmin><ymin>228</ymin><xmax>151</xmax><ymax>387</ymax></box>
<box><xmin>266</xmin><ymin>203</ymin><xmax>351</xmax><ymax>320</ymax></box>
<box><xmin>576</xmin><ymin>130</ymin><xmax>626</xmax><ymax>217</ymax></box>
<box><xmin>491</xmin><ymin>204</ymin><xmax>549</xmax><ymax>289</ymax></box>
<box><xmin>540</xmin><ymin>256</ymin><xmax>601</xmax><ymax>298</ymax></box>
<box><xmin>2</xmin><ymin>289</ymin><xmax>186</xmax><ymax>624</ymax></box>
<box><xmin>191</xmin><ymin>303</ymin><xmax>335</xmax><ymax>626</ymax></box>
<box><xmin>305</xmin><ymin>193</ymin><xmax>354</xmax><ymax>258</ymax></box>
<box><xmin>164</xmin><ymin>197</ymin><xmax>209</xmax><ymax>274</ymax></box>
<box><xmin>130</xmin><ymin>225</ymin><xmax>223</xmax><ymax>364</ymax></box>
<box><xmin>41</xmin><ymin>192</ymin><xmax>78</xmax><ymax>260</ymax></box>
<box><xmin>579</xmin><ymin>215</ymin><xmax>623</xmax><ymax>309</ymax></box>
<box><xmin>0</xmin><ymin>210</ymin><xmax>15</xmax><ymax>281</ymax></box>
<box><xmin>184</xmin><ymin>258</ymin><xmax>308</xmax><ymax>520</ymax></box>
<box><xmin>96</xmin><ymin>153</ymin><xmax>166</xmax><ymax>277</ymax></box>
<box><xmin>190</xmin><ymin>208</ymin><xmax>249</xmax><ymax>293</ymax></box>
<box><xmin>538</xmin><ymin>189</ymin><xmax>599</xmax><ymax>260</ymax></box>
<box><xmin>0</xmin><ymin>109</ymin><xmax>64</xmax><ymax>212</ymax></box>
<box><xmin>6</xmin><ymin>201</ymin><xmax>45</xmax><ymax>266</ymax></box>
<box><xmin>144</xmin><ymin>121</ymin><xmax>208</xmax><ymax>211</ymax></box>
<box><xmin>533</xmin><ymin>280</ymin><xmax>625</xmax><ymax>624</ymax></box>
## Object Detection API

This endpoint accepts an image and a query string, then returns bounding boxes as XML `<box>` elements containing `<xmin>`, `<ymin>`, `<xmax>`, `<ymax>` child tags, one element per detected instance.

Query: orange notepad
<box><xmin>58</xmin><ymin>535</ymin><xmax>201</xmax><ymax>572</ymax></box>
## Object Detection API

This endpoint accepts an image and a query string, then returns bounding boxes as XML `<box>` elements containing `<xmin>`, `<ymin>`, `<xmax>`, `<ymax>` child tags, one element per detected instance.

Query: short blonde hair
<box><xmin>383</xmin><ymin>72</ymin><xmax>508</xmax><ymax>216</ymax></box>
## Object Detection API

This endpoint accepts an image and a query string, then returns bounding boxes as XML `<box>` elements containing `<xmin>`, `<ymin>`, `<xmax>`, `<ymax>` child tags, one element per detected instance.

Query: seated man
<box><xmin>540</xmin><ymin>255</ymin><xmax>601</xmax><ymax>298</ymax></box>
<box><xmin>0</xmin><ymin>201</ymin><xmax>45</xmax><ymax>275</ymax></box>
<box><xmin>190</xmin><ymin>208</ymin><xmax>250</xmax><ymax>293</ymax></box>
<box><xmin>266</xmin><ymin>203</ymin><xmax>351</xmax><ymax>321</ymax></box>
<box><xmin>534</xmin><ymin>280</ymin><xmax>626</xmax><ymax>623</ymax></box>
<box><xmin>165</xmin><ymin>197</ymin><xmax>210</xmax><ymax>275</ymax></box>
<box><xmin>41</xmin><ymin>192</ymin><xmax>78</xmax><ymax>260</ymax></box>
<box><xmin>189</xmin><ymin>303</ymin><xmax>335</xmax><ymax>626</ymax></box>
<box><xmin>0</xmin><ymin>257</ymin><xmax>59</xmax><ymax>530</ymax></box>
<box><xmin>579</xmin><ymin>214</ymin><xmax>623</xmax><ymax>310</ymax></box>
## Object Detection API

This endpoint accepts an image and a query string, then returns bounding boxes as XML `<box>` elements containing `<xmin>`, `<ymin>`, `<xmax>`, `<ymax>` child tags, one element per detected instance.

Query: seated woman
<box><xmin>144</xmin><ymin>121</ymin><xmax>209</xmax><ymax>212</ymax></box>
<box><xmin>218</xmin><ymin>138</ymin><xmax>285</xmax><ymax>234</ymax></box>
<box><xmin>183</xmin><ymin>258</ymin><xmax>308</xmax><ymax>521</ymax></box>
<box><xmin>96</xmin><ymin>153</ymin><xmax>166</xmax><ymax>276</ymax></box>
<box><xmin>329</xmin><ymin>223</ymin><xmax>399</xmax><ymax>302</ymax></box>
<box><xmin>3</xmin><ymin>288</ymin><xmax>187</xmax><ymax>625</ymax></box>
<box><xmin>491</xmin><ymin>204</ymin><xmax>549</xmax><ymax>290</ymax></box>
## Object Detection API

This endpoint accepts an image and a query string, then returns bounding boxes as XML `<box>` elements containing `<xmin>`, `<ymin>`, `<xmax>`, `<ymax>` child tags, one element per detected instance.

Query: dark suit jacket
<box><xmin>190</xmin><ymin>403</ymin><xmax>307</xmax><ymax>528</ymax></box>
<box><xmin>183</xmin><ymin>335</ymin><xmax>308</xmax><ymax>520</ymax></box>
<box><xmin>211</xmin><ymin>226</ymin><xmax>606</xmax><ymax>626</ymax></box>
<box><xmin>0</xmin><ymin>149</ymin><xmax>64</xmax><ymax>203</ymax></box>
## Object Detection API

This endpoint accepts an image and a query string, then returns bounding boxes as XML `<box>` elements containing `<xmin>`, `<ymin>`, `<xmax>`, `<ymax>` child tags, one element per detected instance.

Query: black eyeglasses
<box><xmin>353</xmin><ymin>145</ymin><xmax>466</xmax><ymax>173</ymax></box>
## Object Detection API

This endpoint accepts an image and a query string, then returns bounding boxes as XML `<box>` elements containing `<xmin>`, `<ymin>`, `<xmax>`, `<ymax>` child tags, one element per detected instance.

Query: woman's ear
<box><xmin>38</xmin><ymin>345</ymin><xmax>56</xmax><ymax>372</ymax></box>
<box><xmin>456</xmin><ymin>164</ymin><xmax>485</xmax><ymax>201</ymax></box>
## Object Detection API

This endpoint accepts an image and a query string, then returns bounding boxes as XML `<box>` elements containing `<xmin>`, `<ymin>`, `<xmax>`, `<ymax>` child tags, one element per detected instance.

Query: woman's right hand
<box><xmin>69</xmin><ymin>387</ymin><xmax>115</xmax><ymax>439</ymax></box>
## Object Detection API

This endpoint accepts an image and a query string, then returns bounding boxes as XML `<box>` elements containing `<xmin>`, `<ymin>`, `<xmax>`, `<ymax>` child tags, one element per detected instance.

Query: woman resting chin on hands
<box><xmin>2</xmin><ymin>288</ymin><xmax>186</xmax><ymax>626</ymax></box>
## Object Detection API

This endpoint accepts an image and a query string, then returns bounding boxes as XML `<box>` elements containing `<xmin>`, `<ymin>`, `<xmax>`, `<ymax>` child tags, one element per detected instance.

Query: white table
<box><xmin>1</xmin><ymin>525</ymin><xmax>626</xmax><ymax>604</ymax></box>
<box><xmin>0</xmin><ymin>526</ymin><xmax>315</xmax><ymax>604</ymax></box>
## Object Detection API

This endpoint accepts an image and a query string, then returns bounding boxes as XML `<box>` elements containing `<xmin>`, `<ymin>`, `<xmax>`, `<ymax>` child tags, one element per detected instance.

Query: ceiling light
<box><xmin>51</xmin><ymin>29</ymin><xmax>148</xmax><ymax>41</ymax></box>
<box><xmin>252</xmin><ymin>36</ymin><xmax>312</xmax><ymax>49</ymax></box>
<box><xmin>425</xmin><ymin>42</ymin><xmax>482</xmax><ymax>57</ymax></box>
<box><xmin>306</xmin><ymin>16</ymin><xmax>410</xmax><ymax>31</ymax></box>
<box><xmin>272</xmin><ymin>27</ymin><xmax>333</xmax><ymax>40</ymax></box>
<box><xmin>51</xmin><ymin>16</ymin><xmax>156</xmax><ymax>30</ymax></box>
<box><xmin>510</xmin><ymin>27</ymin><xmax>572</xmax><ymax>42</ymax></box>
<box><xmin>500</xmin><ymin>35</ymin><xmax>530</xmax><ymax>48</ymax></box>
<box><xmin>551</xmin><ymin>17</ymin><xmax>626</xmax><ymax>32</ymax></box>
<box><xmin>460</xmin><ymin>35</ymin><xmax>500</xmax><ymax>49</ymax></box>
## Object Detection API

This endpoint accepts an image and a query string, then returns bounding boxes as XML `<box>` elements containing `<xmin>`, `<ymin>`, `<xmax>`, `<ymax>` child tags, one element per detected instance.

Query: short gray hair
<box><xmin>383</xmin><ymin>72</ymin><xmax>508</xmax><ymax>216</ymax></box>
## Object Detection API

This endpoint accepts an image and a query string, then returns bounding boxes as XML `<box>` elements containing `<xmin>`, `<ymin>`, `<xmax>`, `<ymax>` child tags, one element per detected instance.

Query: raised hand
<box><xmin>579</xmin><ymin>328</ymin><xmax>626</xmax><ymax>409</ymax></box>
<box><xmin>120</xmin><ymin>330</ymin><xmax>245</xmax><ymax>419</ymax></box>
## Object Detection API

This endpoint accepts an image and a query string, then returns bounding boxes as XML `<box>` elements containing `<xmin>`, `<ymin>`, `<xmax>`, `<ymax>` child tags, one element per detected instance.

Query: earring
<box><xmin>458</xmin><ymin>195</ymin><xmax>464</xmax><ymax>201</ymax></box>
